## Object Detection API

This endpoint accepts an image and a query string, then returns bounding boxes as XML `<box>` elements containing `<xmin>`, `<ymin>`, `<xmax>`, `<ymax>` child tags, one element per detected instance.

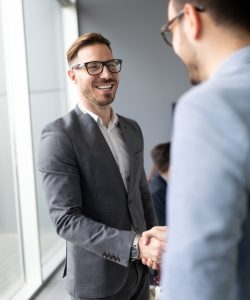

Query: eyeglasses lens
<box><xmin>106</xmin><ymin>60</ymin><xmax>121</xmax><ymax>73</ymax></box>
<box><xmin>87</xmin><ymin>59</ymin><xmax>121</xmax><ymax>75</ymax></box>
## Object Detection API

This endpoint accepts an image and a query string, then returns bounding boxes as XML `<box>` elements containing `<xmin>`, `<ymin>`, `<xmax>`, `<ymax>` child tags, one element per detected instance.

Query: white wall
<box><xmin>77</xmin><ymin>0</ymin><xmax>190</xmax><ymax>173</ymax></box>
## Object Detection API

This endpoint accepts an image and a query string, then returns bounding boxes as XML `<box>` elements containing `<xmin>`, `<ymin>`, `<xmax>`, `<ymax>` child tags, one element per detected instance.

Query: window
<box><xmin>0</xmin><ymin>0</ymin><xmax>78</xmax><ymax>298</ymax></box>
<box><xmin>0</xmin><ymin>11</ymin><xmax>24</xmax><ymax>299</ymax></box>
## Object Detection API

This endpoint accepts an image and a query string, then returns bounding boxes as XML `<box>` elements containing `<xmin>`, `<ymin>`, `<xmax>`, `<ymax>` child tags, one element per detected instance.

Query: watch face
<box><xmin>131</xmin><ymin>246</ymin><xmax>139</xmax><ymax>259</ymax></box>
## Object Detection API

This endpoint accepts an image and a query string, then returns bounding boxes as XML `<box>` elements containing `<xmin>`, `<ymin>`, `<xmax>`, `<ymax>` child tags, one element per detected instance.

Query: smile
<box><xmin>95</xmin><ymin>83</ymin><xmax>114</xmax><ymax>90</ymax></box>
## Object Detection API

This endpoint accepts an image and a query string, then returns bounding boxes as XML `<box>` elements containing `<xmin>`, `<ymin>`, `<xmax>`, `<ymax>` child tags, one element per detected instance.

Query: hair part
<box><xmin>151</xmin><ymin>142</ymin><xmax>171</xmax><ymax>173</ymax></box>
<box><xmin>171</xmin><ymin>0</ymin><xmax>250</xmax><ymax>33</ymax></box>
<box><xmin>67</xmin><ymin>32</ymin><xmax>112</xmax><ymax>66</ymax></box>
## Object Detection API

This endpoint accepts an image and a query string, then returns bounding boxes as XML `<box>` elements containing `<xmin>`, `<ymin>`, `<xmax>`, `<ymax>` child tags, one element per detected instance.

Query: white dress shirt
<box><xmin>78</xmin><ymin>103</ymin><xmax>130</xmax><ymax>191</ymax></box>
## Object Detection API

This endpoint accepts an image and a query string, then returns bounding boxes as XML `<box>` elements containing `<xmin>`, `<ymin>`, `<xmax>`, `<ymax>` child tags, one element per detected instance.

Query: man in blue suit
<box><xmin>160</xmin><ymin>0</ymin><xmax>250</xmax><ymax>299</ymax></box>
<box><xmin>149</xmin><ymin>142</ymin><xmax>171</xmax><ymax>226</ymax></box>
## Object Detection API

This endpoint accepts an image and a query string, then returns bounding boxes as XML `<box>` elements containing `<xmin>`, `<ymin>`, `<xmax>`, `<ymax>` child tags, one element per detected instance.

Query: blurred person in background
<box><xmin>160</xmin><ymin>0</ymin><xmax>250</xmax><ymax>299</ymax></box>
<box><xmin>149</xmin><ymin>142</ymin><xmax>171</xmax><ymax>226</ymax></box>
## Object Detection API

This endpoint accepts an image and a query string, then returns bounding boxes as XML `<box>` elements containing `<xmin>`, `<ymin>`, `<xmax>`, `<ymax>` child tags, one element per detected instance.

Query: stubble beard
<box><xmin>89</xmin><ymin>95</ymin><xmax>115</xmax><ymax>107</ymax></box>
<box><xmin>81</xmin><ymin>81</ymin><xmax>118</xmax><ymax>107</ymax></box>
<box><xmin>187</xmin><ymin>51</ymin><xmax>204</xmax><ymax>85</ymax></box>
<box><xmin>187</xmin><ymin>62</ymin><xmax>201</xmax><ymax>85</ymax></box>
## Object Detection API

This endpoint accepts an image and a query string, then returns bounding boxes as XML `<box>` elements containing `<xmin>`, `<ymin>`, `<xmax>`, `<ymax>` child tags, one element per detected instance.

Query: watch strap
<box><xmin>130</xmin><ymin>233</ymin><xmax>141</xmax><ymax>261</ymax></box>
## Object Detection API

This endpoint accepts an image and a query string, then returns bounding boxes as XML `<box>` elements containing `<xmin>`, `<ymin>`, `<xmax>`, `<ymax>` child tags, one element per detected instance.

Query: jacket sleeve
<box><xmin>39</xmin><ymin>122</ymin><xmax>135</xmax><ymax>267</ymax></box>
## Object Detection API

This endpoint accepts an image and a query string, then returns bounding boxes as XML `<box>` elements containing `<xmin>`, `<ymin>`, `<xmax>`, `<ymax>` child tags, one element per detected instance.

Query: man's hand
<box><xmin>138</xmin><ymin>226</ymin><xmax>168</xmax><ymax>270</ymax></box>
<box><xmin>141</xmin><ymin>226</ymin><xmax>167</xmax><ymax>245</ymax></box>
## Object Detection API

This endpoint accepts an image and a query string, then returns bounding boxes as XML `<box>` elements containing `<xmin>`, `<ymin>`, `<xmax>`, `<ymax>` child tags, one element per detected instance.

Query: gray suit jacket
<box><xmin>162</xmin><ymin>46</ymin><xmax>250</xmax><ymax>300</ymax></box>
<box><xmin>39</xmin><ymin>105</ymin><xmax>157</xmax><ymax>298</ymax></box>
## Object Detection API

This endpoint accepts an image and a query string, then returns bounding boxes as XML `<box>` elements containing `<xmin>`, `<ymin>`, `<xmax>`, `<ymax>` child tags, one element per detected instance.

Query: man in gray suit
<box><xmin>39</xmin><ymin>32</ymin><xmax>166</xmax><ymax>300</ymax></box>
<box><xmin>160</xmin><ymin>0</ymin><xmax>250</xmax><ymax>299</ymax></box>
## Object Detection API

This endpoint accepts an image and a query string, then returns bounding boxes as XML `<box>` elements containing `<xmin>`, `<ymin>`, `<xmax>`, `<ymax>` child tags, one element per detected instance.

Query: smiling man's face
<box><xmin>71</xmin><ymin>43</ymin><xmax>120</xmax><ymax>109</ymax></box>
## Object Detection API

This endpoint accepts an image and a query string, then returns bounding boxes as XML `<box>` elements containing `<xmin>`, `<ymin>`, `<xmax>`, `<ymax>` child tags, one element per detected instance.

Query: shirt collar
<box><xmin>78</xmin><ymin>102</ymin><xmax>119</xmax><ymax>127</ymax></box>
<box><xmin>212</xmin><ymin>46</ymin><xmax>250</xmax><ymax>80</ymax></box>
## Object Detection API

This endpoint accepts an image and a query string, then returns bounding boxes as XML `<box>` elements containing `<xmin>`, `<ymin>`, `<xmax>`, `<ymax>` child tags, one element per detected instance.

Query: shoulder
<box><xmin>118</xmin><ymin>114</ymin><xmax>141</xmax><ymax>130</ymax></box>
<box><xmin>173</xmin><ymin>80</ymin><xmax>250</xmax><ymax>189</ymax></box>
<box><xmin>177</xmin><ymin>81</ymin><xmax>224</xmax><ymax>112</ymax></box>
<box><xmin>39</xmin><ymin>109</ymin><xmax>79</xmax><ymax>168</ymax></box>
<box><xmin>175</xmin><ymin>79</ymin><xmax>249</xmax><ymax>139</ymax></box>
<box><xmin>43</xmin><ymin>108</ymin><xmax>79</xmax><ymax>134</ymax></box>
<box><xmin>149</xmin><ymin>174</ymin><xmax>166</xmax><ymax>193</ymax></box>
<box><xmin>39</xmin><ymin>109</ymin><xmax>82</xmax><ymax>173</ymax></box>
<box><xmin>117</xmin><ymin>114</ymin><xmax>144</xmax><ymax>141</ymax></box>
<box><xmin>178</xmin><ymin>72</ymin><xmax>250</xmax><ymax>119</ymax></box>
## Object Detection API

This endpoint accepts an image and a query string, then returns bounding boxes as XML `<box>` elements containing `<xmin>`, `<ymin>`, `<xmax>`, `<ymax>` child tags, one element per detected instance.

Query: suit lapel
<box><xmin>74</xmin><ymin>106</ymin><xmax>126</xmax><ymax>190</ymax></box>
<box><xmin>118</xmin><ymin>118</ymin><xmax>136</xmax><ymax>196</ymax></box>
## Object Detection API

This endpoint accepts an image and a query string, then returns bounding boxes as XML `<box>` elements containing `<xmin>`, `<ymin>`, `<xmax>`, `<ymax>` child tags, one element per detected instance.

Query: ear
<box><xmin>68</xmin><ymin>69</ymin><xmax>77</xmax><ymax>84</ymax></box>
<box><xmin>183</xmin><ymin>3</ymin><xmax>203</xmax><ymax>41</ymax></box>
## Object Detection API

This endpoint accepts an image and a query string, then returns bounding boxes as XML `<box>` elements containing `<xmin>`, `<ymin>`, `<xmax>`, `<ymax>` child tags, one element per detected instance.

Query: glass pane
<box><xmin>0</xmin><ymin>21</ymin><xmax>24</xmax><ymax>299</ymax></box>
<box><xmin>22</xmin><ymin>0</ymin><xmax>67</xmax><ymax>265</ymax></box>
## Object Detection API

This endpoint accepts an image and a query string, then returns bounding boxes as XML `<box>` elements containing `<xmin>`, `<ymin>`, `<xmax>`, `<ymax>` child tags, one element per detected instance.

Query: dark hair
<box><xmin>172</xmin><ymin>0</ymin><xmax>250</xmax><ymax>33</ymax></box>
<box><xmin>151</xmin><ymin>142</ymin><xmax>171</xmax><ymax>173</ymax></box>
<box><xmin>67</xmin><ymin>32</ymin><xmax>112</xmax><ymax>66</ymax></box>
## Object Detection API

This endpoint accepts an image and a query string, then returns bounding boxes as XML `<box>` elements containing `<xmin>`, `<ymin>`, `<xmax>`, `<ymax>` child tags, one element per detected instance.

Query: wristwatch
<box><xmin>130</xmin><ymin>234</ymin><xmax>141</xmax><ymax>261</ymax></box>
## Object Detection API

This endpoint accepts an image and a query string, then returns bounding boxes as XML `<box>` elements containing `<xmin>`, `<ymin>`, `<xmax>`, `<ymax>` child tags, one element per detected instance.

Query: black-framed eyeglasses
<box><xmin>71</xmin><ymin>59</ymin><xmax>122</xmax><ymax>75</ymax></box>
<box><xmin>161</xmin><ymin>4</ymin><xmax>205</xmax><ymax>47</ymax></box>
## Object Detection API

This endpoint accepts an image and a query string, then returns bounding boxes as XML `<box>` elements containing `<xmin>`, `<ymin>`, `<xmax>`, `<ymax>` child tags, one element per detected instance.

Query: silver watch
<box><xmin>130</xmin><ymin>234</ymin><xmax>141</xmax><ymax>261</ymax></box>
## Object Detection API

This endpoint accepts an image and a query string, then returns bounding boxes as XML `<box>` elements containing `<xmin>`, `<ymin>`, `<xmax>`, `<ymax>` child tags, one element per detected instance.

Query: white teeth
<box><xmin>96</xmin><ymin>84</ymin><xmax>112</xmax><ymax>90</ymax></box>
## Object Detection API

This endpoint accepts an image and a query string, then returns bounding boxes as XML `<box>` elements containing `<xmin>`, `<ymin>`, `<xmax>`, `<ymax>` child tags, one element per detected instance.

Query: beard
<box><xmin>90</xmin><ymin>96</ymin><xmax>114</xmax><ymax>107</ymax></box>
<box><xmin>80</xmin><ymin>79</ymin><xmax>118</xmax><ymax>107</ymax></box>
<box><xmin>187</xmin><ymin>62</ymin><xmax>202</xmax><ymax>86</ymax></box>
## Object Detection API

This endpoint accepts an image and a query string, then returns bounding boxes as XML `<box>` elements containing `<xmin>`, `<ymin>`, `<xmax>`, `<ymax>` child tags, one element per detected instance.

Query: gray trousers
<box><xmin>71</xmin><ymin>260</ymin><xmax>149</xmax><ymax>300</ymax></box>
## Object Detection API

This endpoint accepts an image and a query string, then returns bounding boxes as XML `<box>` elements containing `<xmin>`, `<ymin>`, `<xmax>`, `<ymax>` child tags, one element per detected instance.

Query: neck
<box><xmin>198</xmin><ymin>25</ymin><xmax>250</xmax><ymax>80</ymax></box>
<box><xmin>80</xmin><ymin>100</ymin><xmax>112</xmax><ymax>127</ymax></box>
<box><xmin>160</xmin><ymin>171</ymin><xmax>169</xmax><ymax>181</ymax></box>
<box><xmin>96</xmin><ymin>106</ymin><xmax>112</xmax><ymax>127</ymax></box>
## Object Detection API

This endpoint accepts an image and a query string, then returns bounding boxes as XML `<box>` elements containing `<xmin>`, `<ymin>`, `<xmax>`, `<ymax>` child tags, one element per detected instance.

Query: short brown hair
<box><xmin>151</xmin><ymin>142</ymin><xmax>171</xmax><ymax>173</ymax></box>
<box><xmin>67</xmin><ymin>32</ymin><xmax>112</xmax><ymax>66</ymax></box>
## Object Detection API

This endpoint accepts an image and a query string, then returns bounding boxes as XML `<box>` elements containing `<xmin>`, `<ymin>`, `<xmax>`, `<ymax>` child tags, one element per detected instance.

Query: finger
<box><xmin>141</xmin><ymin>257</ymin><xmax>147</xmax><ymax>265</ymax></box>
<box><xmin>154</xmin><ymin>226</ymin><xmax>168</xmax><ymax>231</ymax></box>
<box><xmin>145</xmin><ymin>258</ymin><xmax>153</xmax><ymax>268</ymax></box>
<box><xmin>151</xmin><ymin>261</ymin><xmax>160</xmax><ymax>270</ymax></box>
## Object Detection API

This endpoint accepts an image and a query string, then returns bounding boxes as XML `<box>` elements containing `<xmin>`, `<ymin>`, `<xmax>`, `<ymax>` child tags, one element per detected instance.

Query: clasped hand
<box><xmin>138</xmin><ymin>226</ymin><xmax>167</xmax><ymax>270</ymax></box>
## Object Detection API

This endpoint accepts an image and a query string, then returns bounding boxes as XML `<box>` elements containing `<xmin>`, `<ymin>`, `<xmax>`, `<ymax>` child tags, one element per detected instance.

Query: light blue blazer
<box><xmin>162</xmin><ymin>47</ymin><xmax>250</xmax><ymax>300</ymax></box>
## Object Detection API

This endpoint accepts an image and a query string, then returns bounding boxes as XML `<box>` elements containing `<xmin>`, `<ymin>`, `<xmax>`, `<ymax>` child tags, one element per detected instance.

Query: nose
<box><xmin>100</xmin><ymin>65</ymin><xmax>112</xmax><ymax>79</ymax></box>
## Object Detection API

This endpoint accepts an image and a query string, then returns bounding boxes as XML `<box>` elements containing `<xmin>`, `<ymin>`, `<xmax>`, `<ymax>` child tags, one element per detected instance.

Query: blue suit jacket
<box><xmin>149</xmin><ymin>173</ymin><xmax>167</xmax><ymax>226</ymax></box>
<box><xmin>162</xmin><ymin>47</ymin><xmax>250</xmax><ymax>300</ymax></box>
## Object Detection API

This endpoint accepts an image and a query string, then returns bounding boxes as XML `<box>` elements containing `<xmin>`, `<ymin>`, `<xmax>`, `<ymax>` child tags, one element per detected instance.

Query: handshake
<box><xmin>138</xmin><ymin>226</ymin><xmax>167</xmax><ymax>270</ymax></box>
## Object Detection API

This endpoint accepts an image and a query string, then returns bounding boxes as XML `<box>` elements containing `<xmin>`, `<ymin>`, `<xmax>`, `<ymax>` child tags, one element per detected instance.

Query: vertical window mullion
<box><xmin>1</xmin><ymin>0</ymin><xmax>42</xmax><ymax>298</ymax></box>
<box><xmin>61</xmin><ymin>2</ymin><xmax>79</xmax><ymax>110</ymax></box>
